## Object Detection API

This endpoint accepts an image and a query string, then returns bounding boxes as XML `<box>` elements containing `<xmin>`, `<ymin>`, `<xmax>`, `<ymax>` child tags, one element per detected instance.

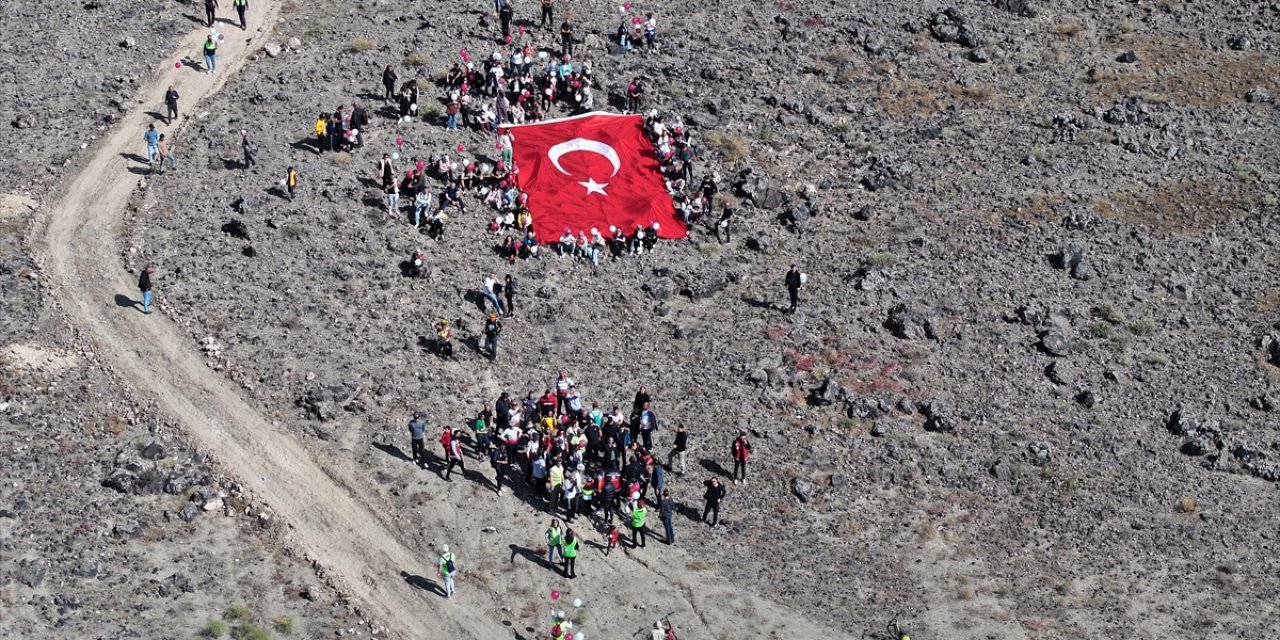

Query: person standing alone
<box><xmin>438</xmin><ymin>545</ymin><xmax>456</xmax><ymax>599</ymax></box>
<box><xmin>731</xmin><ymin>430</ymin><xmax>751</xmax><ymax>484</ymax></box>
<box><xmin>204</xmin><ymin>0</ymin><xmax>219</xmax><ymax>27</ymax></box>
<box><xmin>785</xmin><ymin>264</ymin><xmax>803</xmax><ymax>313</ymax></box>
<box><xmin>203</xmin><ymin>35</ymin><xmax>218</xmax><ymax>74</ymax></box>
<box><xmin>702</xmin><ymin>477</ymin><xmax>725</xmax><ymax>527</ymax></box>
<box><xmin>163</xmin><ymin>85</ymin><xmax>180</xmax><ymax>125</ymax></box>
<box><xmin>408</xmin><ymin>411</ymin><xmax>426</xmax><ymax>468</ymax></box>
<box><xmin>143</xmin><ymin>124</ymin><xmax>159</xmax><ymax>166</ymax></box>
<box><xmin>240</xmin><ymin>130</ymin><xmax>256</xmax><ymax>169</ymax></box>
<box><xmin>232</xmin><ymin>0</ymin><xmax>247</xmax><ymax>30</ymax></box>
<box><xmin>484</xmin><ymin>312</ymin><xmax>503</xmax><ymax>361</ymax></box>
<box><xmin>138</xmin><ymin>265</ymin><xmax>154</xmax><ymax>314</ymax></box>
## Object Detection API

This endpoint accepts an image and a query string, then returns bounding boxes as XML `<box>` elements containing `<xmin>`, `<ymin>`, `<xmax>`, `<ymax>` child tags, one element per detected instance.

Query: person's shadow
<box><xmin>399</xmin><ymin>570</ymin><xmax>443</xmax><ymax>596</ymax></box>
<box><xmin>508</xmin><ymin>543</ymin><xmax>554</xmax><ymax>569</ymax></box>
<box><xmin>114</xmin><ymin>293</ymin><xmax>143</xmax><ymax>312</ymax></box>
<box><xmin>698</xmin><ymin>458</ymin><xmax>732</xmax><ymax>478</ymax></box>
<box><xmin>372</xmin><ymin>441</ymin><xmax>413</xmax><ymax>463</ymax></box>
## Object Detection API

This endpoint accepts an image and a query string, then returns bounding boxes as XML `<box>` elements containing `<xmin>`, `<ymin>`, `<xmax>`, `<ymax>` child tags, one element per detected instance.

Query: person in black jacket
<box><xmin>483</xmin><ymin>312</ymin><xmax>503</xmax><ymax>360</ymax></box>
<box><xmin>702</xmin><ymin>477</ymin><xmax>726</xmax><ymax>527</ymax></box>
<box><xmin>668</xmin><ymin>423</ymin><xmax>688</xmax><ymax>475</ymax></box>
<box><xmin>350</xmin><ymin>103</ymin><xmax>369</xmax><ymax>147</ymax></box>
<box><xmin>163</xmin><ymin>86</ymin><xmax>180</xmax><ymax>125</ymax></box>
<box><xmin>382</xmin><ymin>65</ymin><xmax>398</xmax><ymax>102</ymax></box>
<box><xmin>503</xmin><ymin>274</ymin><xmax>516</xmax><ymax>316</ymax></box>
<box><xmin>138</xmin><ymin>265</ymin><xmax>154</xmax><ymax>314</ymax></box>
<box><xmin>785</xmin><ymin>264</ymin><xmax>803</xmax><ymax>313</ymax></box>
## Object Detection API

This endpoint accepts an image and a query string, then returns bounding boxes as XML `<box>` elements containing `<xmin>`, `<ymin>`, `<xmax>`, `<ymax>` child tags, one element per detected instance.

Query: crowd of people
<box><xmin>409</xmin><ymin>372</ymin><xmax>752</xmax><ymax>589</ymax></box>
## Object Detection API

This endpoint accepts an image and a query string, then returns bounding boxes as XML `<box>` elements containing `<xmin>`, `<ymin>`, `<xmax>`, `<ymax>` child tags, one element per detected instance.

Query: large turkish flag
<box><xmin>508</xmin><ymin>112</ymin><xmax>684</xmax><ymax>242</ymax></box>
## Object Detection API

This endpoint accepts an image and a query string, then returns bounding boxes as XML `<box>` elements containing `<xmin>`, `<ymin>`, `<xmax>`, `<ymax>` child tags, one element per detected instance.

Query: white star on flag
<box><xmin>578</xmin><ymin>178</ymin><xmax>609</xmax><ymax>195</ymax></box>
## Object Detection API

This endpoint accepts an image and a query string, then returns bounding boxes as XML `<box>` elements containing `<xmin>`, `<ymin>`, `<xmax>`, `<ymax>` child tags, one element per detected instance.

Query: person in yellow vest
<box><xmin>202</xmin><ymin>36</ymin><xmax>218</xmax><ymax>74</ymax></box>
<box><xmin>544</xmin><ymin>518</ymin><xmax>564</xmax><ymax>564</ymax></box>
<box><xmin>285</xmin><ymin>166</ymin><xmax>298</xmax><ymax>201</ymax></box>
<box><xmin>630</xmin><ymin>498</ymin><xmax>648</xmax><ymax>548</ymax></box>
<box><xmin>561</xmin><ymin>528</ymin><xmax>579</xmax><ymax>578</ymax></box>
<box><xmin>314</xmin><ymin>113</ymin><xmax>328</xmax><ymax>153</ymax></box>
<box><xmin>548</xmin><ymin>461</ymin><xmax>564</xmax><ymax>514</ymax></box>
<box><xmin>232</xmin><ymin>0</ymin><xmax>248</xmax><ymax>30</ymax></box>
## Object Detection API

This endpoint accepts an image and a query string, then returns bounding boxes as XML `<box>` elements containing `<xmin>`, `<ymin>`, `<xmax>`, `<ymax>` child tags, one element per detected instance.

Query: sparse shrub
<box><xmin>1086</xmin><ymin>322</ymin><xmax>1115</xmax><ymax>339</ymax></box>
<box><xmin>274</xmin><ymin>617</ymin><xmax>297</xmax><ymax>634</ymax></box>
<box><xmin>706</xmin><ymin>132</ymin><xmax>749</xmax><ymax>163</ymax></box>
<box><xmin>347</xmin><ymin>38</ymin><xmax>378</xmax><ymax>53</ymax></box>
<box><xmin>1142</xmin><ymin>351</ymin><xmax>1170</xmax><ymax>367</ymax></box>
<box><xmin>686</xmin><ymin>560</ymin><xmax>709</xmax><ymax>570</ymax></box>
<box><xmin>1092</xmin><ymin>303</ymin><xmax>1127</xmax><ymax>324</ymax></box>
<box><xmin>1129</xmin><ymin>317</ymin><xmax>1157</xmax><ymax>336</ymax></box>
<box><xmin>203</xmin><ymin>620</ymin><xmax>229</xmax><ymax>638</ymax></box>
<box><xmin>50</xmin><ymin>152</ymin><xmax>72</xmax><ymax>167</ymax></box>
<box><xmin>1052</xmin><ymin>22</ymin><xmax>1083</xmax><ymax>37</ymax></box>
<box><xmin>1178</xmin><ymin>496</ymin><xmax>1199</xmax><ymax>513</ymax></box>
<box><xmin>331</xmin><ymin>152</ymin><xmax>352</xmax><ymax>166</ymax></box>
<box><xmin>749</xmin><ymin>124</ymin><xmax>775</xmax><ymax>142</ymax></box>
<box><xmin>957</xmin><ymin>588</ymin><xmax>975</xmax><ymax>600</ymax></box>
<box><xmin>867</xmin><ymin>252</ymin><xmax>898</xmax><ymax>267</ymax></box>
<box><xmin>230</xmin><ymin>624</ymin><xmax>270</xmax><ymax>640</ymax></box>
<box><xmin>1223</xmin><ymin>159</ymin><xmax>1264</xmax><ymax>182</ymax></box>
<box><xmin>403</xmin><ymin>52</ymin><xmax>430</xmax><ymax>66</ymax></box>
<box><xmin>224</xmin><ymin>604</ymin><xmax>252</xmax><ymax>621</ymax></box>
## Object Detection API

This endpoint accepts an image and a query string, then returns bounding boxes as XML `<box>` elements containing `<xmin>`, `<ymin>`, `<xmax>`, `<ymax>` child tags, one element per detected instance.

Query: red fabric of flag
<box><xmin>508</xmin><ymin>112</ymin><xmax>684</xmax><ymax>242</ymax></box>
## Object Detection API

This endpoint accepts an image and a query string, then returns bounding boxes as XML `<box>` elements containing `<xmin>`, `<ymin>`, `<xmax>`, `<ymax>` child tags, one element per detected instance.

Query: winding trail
<box><xmin>38</xmin><ymin>4</ymin><xmax>845</xmax><ymax>639</ymax></box>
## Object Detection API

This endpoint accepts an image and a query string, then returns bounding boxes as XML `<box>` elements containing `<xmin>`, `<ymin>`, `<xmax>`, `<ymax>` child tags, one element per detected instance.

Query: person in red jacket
<box><xmin>731</xmin><ymin>430</ymin><xmax>751</xmax><ymax>485</ymax></box>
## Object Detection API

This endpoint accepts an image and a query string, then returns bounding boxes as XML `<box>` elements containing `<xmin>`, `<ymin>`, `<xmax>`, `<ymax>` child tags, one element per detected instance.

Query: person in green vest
<box><xmin>202</xmin><ymin>36</ymin><xmax>218</xmax><ymax>75</ymax></box>
<box><xmin>232</xmin><ymin>0</ymin><xmax>248</xmax><ymax>30</ymax></box>
<box><xmin>561</xmin><ymin>528</ymin><xmax>579</xmax><ymax>578</ymax></box>
<box><xmin>438</xmin><ymin>544</ymin><xmax>456</xmax><ymax>599</ymax></box>
<box><xmin>630</xmin><ymin>499</ymin><xmax>648</xmax><ymax>548</ymax></box>
<box><xmin>544</xmin><ymin>518</ymin><xmax>564</xmax><ymax>564</ymax></box>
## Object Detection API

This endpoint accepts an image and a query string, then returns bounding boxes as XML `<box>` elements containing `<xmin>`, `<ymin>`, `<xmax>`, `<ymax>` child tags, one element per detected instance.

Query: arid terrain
<box><xmin>3</xmin><ymin>0</ymin><xmax>1280</xmax><ymax>638</ymax></box>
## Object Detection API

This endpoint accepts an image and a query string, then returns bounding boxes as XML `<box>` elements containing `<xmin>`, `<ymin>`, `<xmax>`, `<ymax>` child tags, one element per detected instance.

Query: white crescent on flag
<box><xmin>547</xmin><ymin>138</ymin><xmax>622</xmax><ymax>178</ymax></box>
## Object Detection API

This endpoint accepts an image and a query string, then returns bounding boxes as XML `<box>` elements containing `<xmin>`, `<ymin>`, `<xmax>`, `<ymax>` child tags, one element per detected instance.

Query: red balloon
<box><xmin>395</xmin><ymin>137</ymin><xmax>404</xmax><ymax>146</ymax></box>
<box><xmin>175</xmin><ymin>61</ymin><xmax>183</xmax><ymax>68</ymax></box>
<box><xmin>456</xmin><ymin>143</ymin><xmax>465</xmax><ymax>153</ymax></box>
<box><xmin>551</xmin><ymin>589</ymin><xmax>561</xmax><ymax>601</ymax></box>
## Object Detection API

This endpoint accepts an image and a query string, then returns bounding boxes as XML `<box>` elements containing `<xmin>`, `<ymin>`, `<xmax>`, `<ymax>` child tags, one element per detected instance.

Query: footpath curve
<box><xmin>38</xmin><ymin>4</ymin><xmax>510</xmax><ymax>639</ymax></box>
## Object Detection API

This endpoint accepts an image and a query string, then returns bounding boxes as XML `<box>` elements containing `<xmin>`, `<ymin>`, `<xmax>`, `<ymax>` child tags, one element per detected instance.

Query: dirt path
<box><xmin>37</xmin><ymin>5</ymin><xmax>845</xmax><ymax>639</ymax></box>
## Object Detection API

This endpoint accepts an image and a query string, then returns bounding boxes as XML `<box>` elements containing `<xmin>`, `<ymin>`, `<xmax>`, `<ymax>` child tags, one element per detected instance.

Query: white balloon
<box><xmin>574</xmin><ymin>633</ymin><xmax>584</xmax><ymax>640</ymax></box>
<box><xmin>278</xmin><ymin>179</ymin><xmax>287</xmax><ymax>187</ymax></box>
<box><xmin>450</xmin><ymin>163</ymin><xmax>459</xmax><ymax>171</ymax></box>
<box><xmin>391</xmin><ymin>152</ymin><xmax>400</xmax><ymax>160</ymax></box>
<box><xmin>209</xmin><ymin>28</ymin><xmax>217</xmax><ymax>36</ymax></box>
<box><xmin>402</xmin><ymin>116</ymin><xmax>412</xmax><ymax>122</ymax></box>
<box><xmin>411</xmin><ymin>103</ymin><xmax>419</xmax><ymax>112</ymax></box>
<box><xmin>572</xmin><ymin>598</ymin><xmax>583</xmax><ymax>608</ymax></box>
<box><xmin>350</xmin><ymin>128</ymin><xmax>359</xmax><ymax>136</ymax></box>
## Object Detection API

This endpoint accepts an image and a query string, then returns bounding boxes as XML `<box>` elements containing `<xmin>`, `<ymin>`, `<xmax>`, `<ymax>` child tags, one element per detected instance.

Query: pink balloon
<box><xmin>456</xmin><ymin>143</ymin><xmax>465</xmax><ymax>152</ymax></box>
<box><xmin>504</xmin><ymin>35</ymin><xmax>513</xmax><ymax>44</ymax></box>
<box><xmin>217</xmin><ymin>33</ymin><xmax>225</xmax><ymax>41</ymax></box>
<box><xmin>496</xmin><ymin>143</ymin><xmax>503</xmax><ymax>150</ymax></box>
<box><xmin>551</xmin><ymin>590</ymin><xmax>561</xmax><ymax>601</ymax></box>
<box><xmin>518</xmin><ymin>26</ymin><xmax>526</xmax><ymax>34</ymax></box>
<box><xmin>395</xmin><ymin>137</ymin><xmax>404</xmax><ymax>146</ymax></box>
<box><xmin>175</xmin><ymin>61</ymin><xmax>183</xmax><ymax>68</ymax></box>
<box><xmin>624</xmin><ymin>2</ymin><xmax>633</xmax><ymax>9</ymax></box>
<box><xmin>459</xmin><ymin>48</ymin><xmax>470</xmax><ymax>62</ymax></box>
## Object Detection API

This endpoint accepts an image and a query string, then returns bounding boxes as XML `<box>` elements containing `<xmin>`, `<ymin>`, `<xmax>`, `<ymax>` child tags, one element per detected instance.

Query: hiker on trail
<box><xmin>350</xmin><ymin>103</ymin><xmax>369</xmax><ymax>146</ymax></box>
<box><xmin>605</xmin><ymin>524</ymin><xmax>619</xmax><ymax>555</ymax></box>
<box><xmin>385</xmin><ymin>179</ymin><xmax>400</xmax><ymax>215</ymax></box>
<box><xmin>164</xmin><ymin>85</ymin><xmax>180</xmax><ymax>125</ymax></box>
<box><xmin>378</xmin><ymin>153</ymin><xmax>394</xmax><ymax>186</ymax></box>
<box><xmin>717</xmin><ymin>206</ymin><xmax>734</xmax><ymax>244</ymax></box>
<box><xmin>562</xmin><ymin>528</ymin><xmax>579</xmax><ymax>578</ymax></box>
<box><xmin>445</xmin><ymin>428</ymin><xmax>466</xmax><ymax>480</ymax></box>
<box><xmin>231</xmin><ymin>0</ymin><xmax>247</xmax><ymax>29</ymax></box>
<box><xmin>648</xmin><ymin>461</ymin><xmax>665</xmax><ymax>504</ymax></box>
<box><xmin>489</xmin><ymin>443</ymin><xmax>509</xmax><ymax>494</ymax></box>
<box><xmin>785</xmin><ymin>264</ymin><xmax>803</xmax><ymax>313</ymax></box>
<box><xmin>325</xmin><ymin>112</ymin><xmax>339</xmax><ymax>151</ymax></box>
<box><xmin>409</xmin><ymin>412</ymin><xmax>427</xmax><ymax>467</ymax></box>
<box><xmin>702</xmin><ymin>477</ymin><xmax>725</xmax><ymax>527</ymax></box>
<box><xmin>659</xmin><ymin>489</ymin><xmax>675</xmax><ymax>544</ymax></box>
<box><xmin>503</xmin><ymin>274</ymin><xmax>516</xmax><ymax>316</ymax></box>
<box><xmin>668</xmin><ymin>423</ymin><xmax>688</xmax><ymax>475</ymax></box>
<box><xmin>545</xmin><ymin>518</ymin><xmax>564</xmax><ymax>564</ymax></box>
<box><xmin>554</xmin><ymin>371</ymin><xmax>574</xmax><ymax>416</ymax></box>
<box><xmin>440</xmin><ymin>426</ymin><xmax>454</xmax><ymax>461</ymax></box>
<box><xmin>482</xmin><ymin>273</ymin><xmax>504</xmax><ymax>315</ymax></box>
<box><xmin>414</xmin><ymin>186</ymin><xmax>435</xmax><ymax>229</ymax></box>
<box><xmin>732</xmin><ymin>430</ymin><xmax>751</xmax><ymax>484</ymax></box>
<box><xmin>155</xmin><ymin>135</ymin><xmax>171</xmax><ymax>175</ymax></box>
<box><xmin>627</xmin><ymin>78</ymin><xmax>644</xmax><ymax>114</ymax></box>
<box><xmin>630</xmin><ymin>498</ymin><xmax>648</xmax><ymax>548</ymax></box>
<box><xmin>240</xmin><ymin>130</ymin><xmax>256</xmax><ymax>169</ymax></box>
<box><xmin>637</xmin><ymin>401</ymin><xmax>658</xmax><ymax>450</ymax></box>
<box><xmin>138</xmin><ymin>265</ymin><xmax>154</xmax><ymax>314</ymax></box>
<box><xmin>540</xmin><ymin>0</ymin><xmax>554</xmax><ymax>28</ymax></box>
<box><xmin>143</xmin><ymin>124</ymin><xmax>159</xmax><ymax>165</ymax></box>
<box><xmin>382</xmin><ymin>65</ymin><xmax>398</xmax><ymax>102</ymax></box>
<box><xmin>483</xmin><ymin>312</ymin><xmax>503</xmax><ymax>360</ymax></box>
<box><xmin>548</xmin><ymin>460</ymin><xmax>565</xmax><ymax>513</ymax></box>
<box><xmin>204</xmin><ymin>0</ymin><xmax>218</xmax><ymax>27</ymax></box>
<box><xmin>203</xmin><ymin>35</ymin><xmax>218</xmax><ymax>74</ymax></box>
<box><xmin>438</xmin><ymin>545</ymin><xmax>456</xmax><ymax>598</ymax></box>
<box><xmin>498</xmin><ymin>0</ymin><xmax>514</xmax><ymax>38</ymax></box>
<box><xmin>285</xmin><ymin>166</ymin><xmax>298</xmax><ymax>201</ymax></box>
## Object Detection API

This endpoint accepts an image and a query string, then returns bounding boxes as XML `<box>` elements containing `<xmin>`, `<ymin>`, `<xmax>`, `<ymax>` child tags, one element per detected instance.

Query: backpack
<box><xmin>445</xmin><ymin>557</ymin><xmax>456</xmax><ymax>573</ymax></box>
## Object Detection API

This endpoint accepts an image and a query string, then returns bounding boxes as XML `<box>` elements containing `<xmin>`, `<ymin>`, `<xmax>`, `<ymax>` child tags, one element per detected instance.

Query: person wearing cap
<box><xmin>137</xmin><ymin>265</ymin><xmax>154</xmax><ymax>314</ymax></box>
<box><xmin>731</xmin><ymin>430</ymin><xmax>751</xmax><ymax>484</ymax></box>
<box><xmin>408</xmin><ymin>411</ymin><xmax>427</xmax><ymax>467</ymax></box>
<box><xmin>629</xmin><ymin>498</ymin><xmax>648</xmax><ymax>548</ymax></box>
<box><xmin>483</xmin><ymin>311</ymin><xmax>503</xmax><ymax>361</ymax></box>
<box><xmin>438</xmin><ymin>545</ymin><xmax>456</xmax><ymax>598</ymax></box>
<box><xmin>785</xmin><ymin>264</ymin><xmax>803</xmax><ymax>313</ymax></box>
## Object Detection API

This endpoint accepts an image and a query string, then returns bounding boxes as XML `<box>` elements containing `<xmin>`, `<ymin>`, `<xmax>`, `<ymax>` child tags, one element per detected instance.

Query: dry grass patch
<box><xmin>1051</xmin><ymin>22</ymin><xmax>1084</xmax><ymax>38</ymax></box>
<box><xmin>705</xmin><ymin>132</ymin><xmax>749</xmax><ymax>164</ymax></box>
<box><xmin>1088</xmin><ymin>37</ymin><xmax>1280</xmax><ymax>107</ymax></box>
<box><xmin>347</xmin><ymin>37</ymin><xmax>378</xmax><ymax>53</ymax></box>
<box><xmin>1094</xmin><ymin>178</ymin><xmax>1262</xmax><ymax>235</ymax></box>
<box><xmin>403</xmin><ymin>52</ymin><xmax>430</xmax><ymax>67</ymax></box>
